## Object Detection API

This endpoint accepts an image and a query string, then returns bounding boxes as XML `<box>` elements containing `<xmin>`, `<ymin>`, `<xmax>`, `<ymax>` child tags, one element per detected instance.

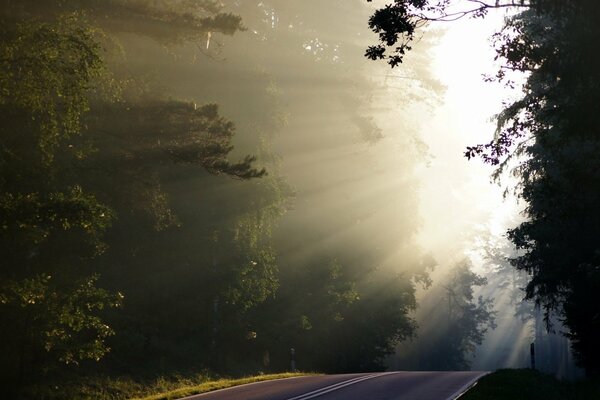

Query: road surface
<box><xmin>180</xmin><ymin>371</ymin><xmax>488</xmax><ymax>400</ymax></box>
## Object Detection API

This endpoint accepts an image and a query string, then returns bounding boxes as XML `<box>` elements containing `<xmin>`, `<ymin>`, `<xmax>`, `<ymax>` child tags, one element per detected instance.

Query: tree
<box><xmin>0</xmin><ymin>0</ymin><xmax>243</xmax><ymax>47</ymax></box>
<box><xmin>418</xmin><ymin>262</ymin><xmax>496</xmax><ymax>370</ymax></box>
<box><xmin>487</xmin><ymin>9</ymin><xmax>600</xmax><ymax>373</ymax></box>
<box><xmin>0</xmin><ymin>15</ymin><xmax>123</xmax><ymax>389</ymax></box>
<box><xmin>366</xmin><ymin>0</ymin><xmax>591</xmax><ymax>67</ymax></box>
<box><xmin>249</xmin><ymin>257</ymin><xmax>418</xmax><ymax>373</ymax></box>
<box><xmin>367</xmin><ymin>0</ymin><xmax>600</xmax><ymax>374</ymax></box>
<box><xmin>223</xmin><ymin>0</ymin><xmax>443</xmax><ymax>374</ymax></box>
<box><xmin>77</xmin><ymin>69</ymin><xmax>288</xmax><ymax>376</ymax></box>
<box><xmin>464</xmin><ymin>5</ymin><xmax>600</xmax><ymax>374</ymax></box>
<box><xmin>0</xmin><ymin>2</ymin><xmax>267</xmax><ymax>390</ymax></box>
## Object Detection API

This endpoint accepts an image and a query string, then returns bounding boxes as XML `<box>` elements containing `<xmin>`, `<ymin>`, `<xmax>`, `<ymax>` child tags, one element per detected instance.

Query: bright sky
<box><xmin>415</xmin><ymin>11</ymin><xmax>522</xmax><ymax>266</ymax></box>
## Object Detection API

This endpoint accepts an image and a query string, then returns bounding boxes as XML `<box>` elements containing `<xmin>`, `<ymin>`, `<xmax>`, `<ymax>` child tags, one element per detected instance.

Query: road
<box><xmin>180</xmin><ymin>371</ymin><xmax>488</xmax><ymax>400</ymax></box>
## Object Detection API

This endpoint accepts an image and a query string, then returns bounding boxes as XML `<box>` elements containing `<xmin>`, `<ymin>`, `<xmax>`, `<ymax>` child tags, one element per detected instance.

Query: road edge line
<box><xmin>178</xmin><ymin>375</ymin><xmax>311</xmax><ymax>400</ymax></box>
<box><xmin>449</xmin><ymin>371</ymin><xmax>491</xmax><ymax>400</ymax></box>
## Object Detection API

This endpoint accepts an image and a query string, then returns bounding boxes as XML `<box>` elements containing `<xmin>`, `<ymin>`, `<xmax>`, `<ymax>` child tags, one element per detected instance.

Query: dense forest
<box><xmin>1</xmin><ymin>0</ymin><xmax>598</xmax><ymax>398</ymax></box>
<box><xmin>0</xmin><ymin>1</ymin><xmax>440</xmax><ymax>397</ymax></box>
<box><xmin>368</xmin><ymin>0</ymin><xmax>600</xmax><ymax>376</ymax></box>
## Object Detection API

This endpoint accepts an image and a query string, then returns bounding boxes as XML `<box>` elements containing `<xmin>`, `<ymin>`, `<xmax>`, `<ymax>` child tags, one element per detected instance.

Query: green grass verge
<box><xmin>131</xmin><ymin>372</ymin><xmax>316</xmax><ymax>400</ymax></box>
<box><xmin>22</xmin><ymin>371</ymin><xmax>315</xmax><ymax>400</ymax></box>
<box><xmin>460</xmin><ymin>369</ymin><xmax>600</xmax><ymax>400</ymax></box>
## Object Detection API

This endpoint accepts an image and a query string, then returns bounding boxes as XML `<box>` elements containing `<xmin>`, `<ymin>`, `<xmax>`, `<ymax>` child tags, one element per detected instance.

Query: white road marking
<box><xmin>448</xmin><ymin>372</ymin><xmax>490</xmax><ymax>400</ymax></box>
<box><xmin>284</xmin><ymin>372</ymin><xmax>398</xmax><ymax>400</ymax></box>
<box><xmin>179</xmin><ymin>376</ymin><xmax>309</xmax><ymax>399</ymax></box>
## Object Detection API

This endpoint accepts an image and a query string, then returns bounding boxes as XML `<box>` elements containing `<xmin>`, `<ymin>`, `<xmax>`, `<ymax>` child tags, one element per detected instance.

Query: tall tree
<box><xmin>366</xmin><ymin>1</ymin><xmax>593</xmax><ymax>67</ymax></box>
<box><xmin>393</xmin><ymin>262</ymin><xmax>496</xmax><ymax>371</ymax></box>
<box><xmin>478</xmin><ymin>8</ymin><xmax>600</xmax><ymax>374</ymax></box>
<box><xmin>367</xmin><ymin>0</ymin><xmax>600</xmax><ymax>374</ymax></box>
<box><xmin>0</xmin><ymin>0</ymin><xmax>243</xmax><ymax>46</ymax></box>
<box><xmin>0</xmin><ymin>1</ymin><xmax>270</xmax><ymax>391</ymax></box>
<box><xmin>0</xmin><ymin>15</ymin><xmax>122</xmax><ymax>390</ymax></box>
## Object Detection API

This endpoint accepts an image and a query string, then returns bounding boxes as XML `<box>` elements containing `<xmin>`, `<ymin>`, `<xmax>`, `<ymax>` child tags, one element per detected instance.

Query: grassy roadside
<box><xmin>131</xmin><ymin>372</ymin><xmax>315</xmax><ymax>400</ymax></box>
<box><xmin>460</xmin><ymin>369</ymin><xmax>600</xmax><ymax>400</ymax></box>
<box><xmin>22</xmin><ymin>372</ymin><xmax>315</xmax><ymax>400</ymax></box>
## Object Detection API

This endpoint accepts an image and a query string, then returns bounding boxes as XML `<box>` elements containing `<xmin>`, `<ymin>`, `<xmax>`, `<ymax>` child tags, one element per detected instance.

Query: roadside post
<box><xmin>291</xmin><ymin>347</ymin><xmax>296</xmax><ymax>372</ymax></box>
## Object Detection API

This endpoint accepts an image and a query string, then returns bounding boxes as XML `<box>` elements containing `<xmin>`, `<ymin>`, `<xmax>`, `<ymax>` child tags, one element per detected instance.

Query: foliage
<box><xmin>470</xmin><ymin>6</ymin><xmax>600</xmax><ymax>373</ymax></box>
<box><xmin>21</xmin><ymin>372</ymin><xmax>311</xmax><ymax>400</ymax></box>
<box><xmin>0</xmin><ymin>2</ymin><xmax>263</xmax><ymax>392</ymax></box>
<box><xmin>0</xmin><ymin>15</ymin><xmax>122</xmax><ymax>390</ymax></box>
<box><xmin>84</xmin><ymin>92</ymin><xmax>286</xmax><ymax>376</ymax></box>
<box><xmin>368</xmin><ymin>0</ymin><xmax>600</xmax><ymax>374</ymax></box>
<box><xmin>248</xmin><ymin>258</ymin><xmax>419</xmax><ymax>373</ymax></box>
<box><xmin>131</xmin><ymin>373</ymin><xmax>313</xmax><ymax>400</ymax></box>
<box><xmin>0</xmin><ymin>14</ymin><xmax>104</xmax><ymax>166</ymax></box>
<box><xmin>84</xmin><ymin>101</ymin><xmax>266</xmax><ymax>182</ymax></box>
<box><xmin>417</xmin><ymin>263</ymin><xmax>496</xmax><ymax>370</ymax></box>
<box><xmin>445</xmin><ymin>265</ymin><xmax>497</xmax><ymax>361</ymax></box>
<box><xmin>0</xmin><ymin>0</ymin><xmax>244</xmax><ymax>46</ymax></box>
<box><xmin>365</xmin><ymin>0</ymin><xmax>593</xmax><ymax>67</ymax></box>
<box><xmin>1</xmin><ymin>1</ymin><xmax>439</xmax><ymax>396</ymax></box>
<box><xmin>461</xmin><ymin>369</ymin><xmax>600</xmax><ymax>400</ymax></box>
<box><xmin>1</xmin><ymin>274</ymin><xmax>122</xmax><ymax>365</ymax></box>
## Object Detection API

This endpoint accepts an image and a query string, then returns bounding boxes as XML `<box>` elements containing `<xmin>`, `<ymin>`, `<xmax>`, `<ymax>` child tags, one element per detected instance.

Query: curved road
<box><xmin>181</xmin><ymin>371</ymin><xmax>488</xmax><ymax>400</ymax></box>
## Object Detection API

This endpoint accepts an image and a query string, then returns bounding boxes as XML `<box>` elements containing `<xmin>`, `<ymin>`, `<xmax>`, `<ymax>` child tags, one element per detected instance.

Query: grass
<box><xmin>460</xmin><ymin>369</ymin><xmax>600</xmax><ymax>400</ymax></box>
<box><xmin>23</xmin><ymin>371</ymin><xmax>314</xmax><ymax>400</ymax></box>
<box><xmin>30</xmin><ymin>368</ymin><xmax>599</xmax><ymax>399</ymax></box>
<box><xmin>131</xmin><ymin>372</ymin><xmax>315</xmax><ymax>400</ymax></box>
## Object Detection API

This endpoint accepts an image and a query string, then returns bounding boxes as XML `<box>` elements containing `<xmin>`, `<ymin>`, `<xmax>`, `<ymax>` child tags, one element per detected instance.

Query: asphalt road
<box><xmin>181</xmin><ymin>371</ymin><xmax>488</xmax><ymax>400</ymax></box>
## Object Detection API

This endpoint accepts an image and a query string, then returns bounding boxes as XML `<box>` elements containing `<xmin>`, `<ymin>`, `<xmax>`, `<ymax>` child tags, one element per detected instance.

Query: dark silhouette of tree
<box><xmin>366</xmin><ymin>1</ymin><xmax>593</xmax><ymax>67</ymax></box>
<box><xmin>0</xmin><ymin>16</ymin><xmax>123</xmax><ymax>390</ymax></box>
<box><xmin>367</xmin><ymin>0</ymin><xmax>600</xmax><ymax>374</ymax></box>
<box><xmin>0</xmin><ymin>0</ymin><xmax>243</xmax><ymax>46</ymax></box>
<box><xmin>0</xmin><ymin>2</ymin><xmax>266</xmax><ymax>392</ymax></box>
<box><xmin>469</xmin><ymin>6</ymin><xmax>600</xmax><ymax>375</ymax></box>
<box><xmin>417</xmin><ymin>262</ymin><xmax>496</xmax><ymax>370</ymax></box>
<box><xmin>248</xmin><ymin>258</ymin><xmax>420</xmax><ymax>373</ymax></box>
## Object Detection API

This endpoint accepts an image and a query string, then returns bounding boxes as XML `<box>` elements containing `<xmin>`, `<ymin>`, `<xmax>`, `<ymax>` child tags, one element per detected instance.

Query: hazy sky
<box><xmin>415</xmin><ymin>11</ymin><xmax>522</xmax><ymax>267</ymax></box>
<box><xmin>213</xmin><ymin>1</ymin><xmax>533</xmax><ymax>370</ymax></box>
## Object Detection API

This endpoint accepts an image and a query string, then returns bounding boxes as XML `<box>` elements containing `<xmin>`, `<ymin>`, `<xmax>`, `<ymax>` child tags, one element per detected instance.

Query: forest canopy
<box><xmin>367</xmin><ymin>0</ymin><xmax>600</xmax><ymax>374</ymax></box>
<box><xmin>0</xmin><ymin>2</ymin><xmax>455</xmax><ymax>398</ymax></box>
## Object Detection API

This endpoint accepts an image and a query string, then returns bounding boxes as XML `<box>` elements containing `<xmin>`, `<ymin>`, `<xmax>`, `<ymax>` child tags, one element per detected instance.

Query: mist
<box><xmin>0</xmin><ymin>1</ymin><xmax>587</xmax><ymax>398</ymax></box>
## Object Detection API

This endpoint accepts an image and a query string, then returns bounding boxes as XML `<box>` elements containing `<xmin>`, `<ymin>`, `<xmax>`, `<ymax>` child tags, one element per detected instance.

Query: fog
<box><xmin>0</xmin><ymin>1</ymin><xmax>584</xmax><ymax>394</ymax></box>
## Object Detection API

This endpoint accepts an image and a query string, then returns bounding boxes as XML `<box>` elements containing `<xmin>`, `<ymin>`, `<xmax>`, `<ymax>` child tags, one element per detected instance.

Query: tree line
<box><xmin>0</xmin><ymin>1</ymin><xmax>499</xmax><ymax>398</ymax></box>
<box><xmin>368</xmin><ymin>0</ymin><xmax>600</xmax><ymax>376</ymax></box>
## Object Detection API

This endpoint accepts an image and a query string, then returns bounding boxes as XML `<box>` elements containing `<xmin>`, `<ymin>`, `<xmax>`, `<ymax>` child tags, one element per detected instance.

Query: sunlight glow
<box><xmin>415</xmin><ymin>12</ymin><xmax>521</xmax><ymax>262</ymax></box>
